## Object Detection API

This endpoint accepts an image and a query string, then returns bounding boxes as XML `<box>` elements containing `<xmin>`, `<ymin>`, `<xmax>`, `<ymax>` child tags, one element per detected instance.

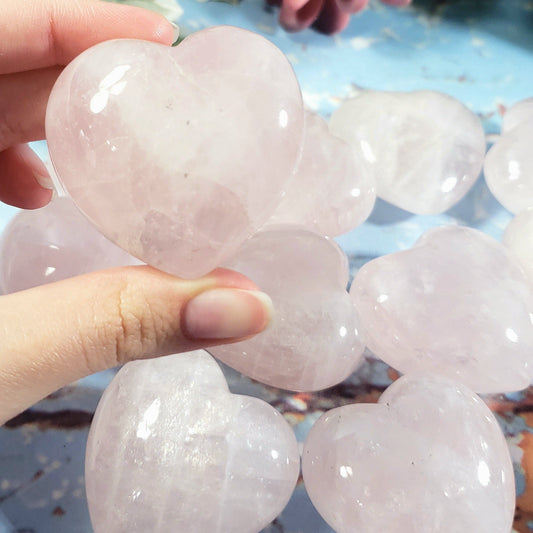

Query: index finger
<box><xmin>0</xmin><ymin>0</ymin><xmax>176</xmax><ymax>75</ymax></box>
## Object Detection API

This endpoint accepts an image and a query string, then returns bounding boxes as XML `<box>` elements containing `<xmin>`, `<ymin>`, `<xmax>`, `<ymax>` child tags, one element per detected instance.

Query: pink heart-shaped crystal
<box><xmin>46</xmin><ymin>26</ymin><xmax>305</xmax><ymax>279</ymax></box>
<box><xmin>302</xmin><ymin>374</ymin><xmax>515</xmax><ymax>533</ymax></box>
<box><xmin>267</xmin><ymin>110</ymin><xmax>375</xmax><ymax>236</ymax></box>
<box><xmin>351</xmin><ymin>225</ymin><xmax>533</xmax><ymax>393</ymax></box>
<box><xmin>209</xmin><ymin>226</ymin><xmax>365</xmax><ymax>391</ymax></box>
<box><xmin>329</xmin><ymin>90</ymin><xmax>485</xmax><ymax>214</ymax></box>
<box><xmin>86</xmin><ymin>350</ymin><xmax>300</xmax><ymax>533</ymax></box>
<box><xmin>0</xmin><ymin>197</ymin><xmax>135</xmax><ymax>294</ymax></box>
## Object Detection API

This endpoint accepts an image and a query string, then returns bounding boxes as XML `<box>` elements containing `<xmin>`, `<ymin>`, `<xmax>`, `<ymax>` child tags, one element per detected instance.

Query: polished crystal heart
<box><xmin>302</xmin><ymin>374</ymin><xmax>515</xmax><ymax>533</ymax></box>
<box><xmin>503</xmin><ymin>207</ymin><xmax>533</xmax><ymax>286</ymax></box>
<box><xmin>0</xmin><ymin>197</ymin><xmax>135</xmax><ymax>294</ymax></box>
<box><xmin>209</xmin><ymin>226</ymin><xmax>365</xmax><ymax>391</ymax></box>
<box><xmin>484</xmin><ymin>117</ymin><xmax>533</xmax><ymax>214</ymax></box>
<box><xmin>329</xmin><ymin>90</ymin><xmax>486</xmax><ymax>214</ymax></box>
<box><xmin>351</xmin><ymin>225</ymin><xmax>533</xmax><ymax>393</ymax></box>
<box><xmin>502</xmin><ymin>97</ymin><xmax>533</xmax><ymax>134</ymax></box>
<box><xmin>86</xmin><ymin>351</ymin><xmax>300</xmax><ymax>533</ymax></box>
<box><xmin>46</xmin><ymin>26</ymin><xmax>305</xmax><ymax>279</ymax></box>
<box><xmin>267</xmin><ymin>110</ymin><xmax>375</xmax><ymax>236</ymax></box>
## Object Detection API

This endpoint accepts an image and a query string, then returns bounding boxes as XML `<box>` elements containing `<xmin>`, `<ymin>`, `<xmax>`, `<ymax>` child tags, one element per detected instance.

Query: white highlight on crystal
<box><xmin>441</xmin><ymin>176</ymin><xmax>457</xmax><ymax>193</ymax></box>
<box><xmin>508</xmin><ymin>160</ymin><xmax>521</xmax><ymax>181</ymax></box>
<box><xmin>339</xmin><ymin>465</ymin><xmax>353</xmax><ymax>478</ymax></box>
<box><xmin>505</xmin><ymin>328</ymin><xmax>519</xmax><ymax>343</ymax></box>
<box><xmin>477</xmin><ymin>460</ymin><xmax>490</xmax><ymax>487</ymax></box>
<box><xmin>279</xmin><ymin>109</ymin><xmax>289</xmax><ymax>128</ymax></box>
<box><xmin>136</xmin><ymin>398</ymin><xmax>161</xmax><ymax>440</ymax></box>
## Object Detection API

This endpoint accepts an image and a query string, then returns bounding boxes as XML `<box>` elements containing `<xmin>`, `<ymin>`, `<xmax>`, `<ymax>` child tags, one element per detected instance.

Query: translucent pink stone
<box><xmin>267</xmin><ymin>110</ymin><xmax>375</xmax><ymax>236</ymax></box>
<box><xmin>351</xmin><ymin>225</ymin><xmax>533</xmax><ymax>393</ymax></box>
<box><xmin>484</xmin><ymin>120</ymin><xmax>533</xmax><ymax>214</ymax></box>
<box><xmin>502</xmin><ymin>97</ymin><xmax>533</xmax><ymax>134</ymax></box>
<box><xmin>503</xmin><ymin>207</ymin><xmax>533</xmax><ymax>286</ymax></box>
<box><xmin>329</xmin><ymin>90</ymin><xmax>486</xmax><ymax>214</ymax></box>
<box><xmin>302</xmin><ymin>374</ymin><xmax>515</xmax><ymax>533</ymax></box>
<box><xmin>0</xmin><ymin>197</ymin><xmax>135</xmax><ymax>294</ymax></box>
<box><xmin>209</xmin><ymin>227</ymin><xmax>364</xmax><ymax>391</ymax></box>
<box><xmin>45</xmin><ymin>27</ymin><xmax>304</xmax><ymax>279</ymax></box>
<box><xmin>86</xmin><ymin>351</ymin><xmax>300</xmax><ymax>533</ymax></box>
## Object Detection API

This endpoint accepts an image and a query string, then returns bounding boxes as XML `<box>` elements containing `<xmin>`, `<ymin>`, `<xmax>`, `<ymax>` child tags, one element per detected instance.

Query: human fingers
<box><xmin>0</xmin><ymin>0</ymin><xmax>176</xmax><ymax>75</ymax></box>
<box><xmin>0</xmin><ymin>66</ymin><xmax>60</xmax><ymax>208</ymax></box>
<box><xmin>0</xmin><ymin>266</ymin><xmax>273</xmax><ymax>424</ymax></box>
<box><xmin>0</xmin><ymin>144</ymin><xmax>53</xmax><ymax>209</ymax></box>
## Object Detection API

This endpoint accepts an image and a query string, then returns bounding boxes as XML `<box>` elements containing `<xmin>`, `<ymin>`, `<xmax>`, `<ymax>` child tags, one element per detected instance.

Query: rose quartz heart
<box><xmin>266</xmin><ymin>110</ymin><xmax>375</xmax><ymax>236</ymax></box>
<box><xmin>0</xmin><ymin>197</ymin><xmax>135</xmax><ymax>294</ymax></box>
<box><xmin>46</xmin><ymin>26</ymin><xmax>305</xmax><ymax>279</ymax></box>
<box><xmin>503</xmin><ymin>207</ymin><xmax>533</xmax><ymax>286</ymax></box>
<box><xmin>302</xmin><ymin>374</ymin><xmax>515</xmax><ymax>533</ymax></box>
<box><xmin>209</xmin><ymin>226</ymin><xmax>365</xmax><ymax>391</ymax></box>
<box><xmin>484</xmin><ymin>121</ymin><xmax>533</xmax><ymax>214</ymax></box>
<box><xmin>351</xmin><ymin>225</ymin><xmax>533</xmax><ymax>393</ymax></box>
<box><xmin>86</xmin><ymin>350</ymin><xmax>300</xmax><ymax>533</ymax></box>
<box><xmin>329</xmin><ymin>90</ymin><xmax>486</xmax><ymax>214</ymax></box>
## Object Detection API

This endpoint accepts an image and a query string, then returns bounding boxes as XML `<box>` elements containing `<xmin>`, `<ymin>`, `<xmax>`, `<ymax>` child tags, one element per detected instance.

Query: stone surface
<box><xmin>210</xmin><ymin>226</ymin><xmax>364</xmax><ymax>391</ymax></box>
<box><xmin>484</xmin><ymin>121</ymin><xmax>533</xmax><ymax>214</ymax></box>
<box><xmin>503</xmin><ymin>207</ymin><xmax>533</xmax><ymax>286</ymax></box>
<box><xmin>46</xmin><ymin>27</ymin><xmax>304</xmax><ymax>279</ymax></box>
<box><xmin>302</xmin><ymin>374</ymin><xmax>515</xmax><ymax>533</ymax></box>
<box><xmin>502</xmin><ymin>97</ymin><xmax>533</xmax><ymax>134</ymax></box>
<box><xmin>266</xmin><ymin>110</ymin><xmax>375</xmax><ymax>236</ymax></box>
<box><xmin>0</xmin><ymin>197</ymin><xmax>135</xmax><ymax>294</ymax></box>
<box><xmin>86</xmin><ymin>350</ymin><xmax>300</xmax><ymax>533</ymax></box>
<box><xmin>329</xmin><ymin>90</ymin><xmax>485</xmax><ymax>214</ymax></box>
<box><xmin>350</xmin><ymin>225</ymin><xmax>533</xmax><ymax>393</ymax></box>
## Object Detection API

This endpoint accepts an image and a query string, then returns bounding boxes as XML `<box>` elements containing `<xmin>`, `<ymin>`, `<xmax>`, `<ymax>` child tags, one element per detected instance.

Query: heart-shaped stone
<box><xmin>484</xmin><ymin>119</ymin><xmax>533</xmax><ymax>214</ymax></box>
<box><xmin>329</xmin><ymin>90</ymin><xmax>485</xmax><ymax>214</ymax></box>
<box><xmin>0</xmin><ymin>197</ymin><xmax>135</xmax><ymax>294</ymax></box>
<box><xmin>302</xmin><ymin>374</ymin><xmax>515</xmax><ymax>533</ymax></box>
<box><xmin>504</xmin><ymin>207</ymin><xmax>533</xmax><ymax>286</ymax></box>
<box><xmin>350</xmin><ymin>225</ymin><xmax>533</xmax><ymax>393</ymax></box>
<box><xmin>267</xmin><ymin>110</ymin><xmax>375</xmax><ymax>236</ymax></box>
<box><xmin>209</xmin><ymin>226</ymin><xmax>365</xmax><ymax>391</ymax></box>
<box><xmin>46</xmin><ymin>26</ymin><xmax>304</xmax><ymax>279</ymax></box>
<box><xmin>85</xmin><ymin>350</ymin><xmax>300</xmax><ymax>533</ymax></box>
<box><xmin>501</xmin><ymin>97</ymin><xmax>533</xmax><ymax>134</ymax></box>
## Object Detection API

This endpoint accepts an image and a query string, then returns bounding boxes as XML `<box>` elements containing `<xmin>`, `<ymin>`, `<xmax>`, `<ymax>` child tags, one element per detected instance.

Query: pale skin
<box><xmin>0</xmin><ymin>0</ymin><xmax>273</xmax><ymax>425</ymax></box>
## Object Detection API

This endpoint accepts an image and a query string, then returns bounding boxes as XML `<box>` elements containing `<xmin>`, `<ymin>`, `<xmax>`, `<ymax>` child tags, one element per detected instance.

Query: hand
<box><xmin>0</xmin><ymin>0</ymin><xmax>273</xmax><ymax>425</ymax></box>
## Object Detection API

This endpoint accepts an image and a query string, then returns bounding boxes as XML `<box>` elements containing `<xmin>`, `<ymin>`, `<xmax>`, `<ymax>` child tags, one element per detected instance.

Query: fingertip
<box><xmin>97</xmin><ymin>1</ymin><xmax>178</xmax><ymax>46</ymax></box>
<box><xmin>0</xmin><ymin>145</ymin><xmax>53</xmax><ymax>209</ymax></box>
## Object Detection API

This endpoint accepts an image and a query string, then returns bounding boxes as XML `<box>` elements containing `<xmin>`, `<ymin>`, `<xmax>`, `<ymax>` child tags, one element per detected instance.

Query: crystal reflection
<box><xmin>90</xmin><ymin>64</ymin><xmax>131</xmax><ymax>114</ymax></box>
<box><xmin>136</xmin><ymin>398</ymin><xmax>161</xmax><ymax>440</ymax></box>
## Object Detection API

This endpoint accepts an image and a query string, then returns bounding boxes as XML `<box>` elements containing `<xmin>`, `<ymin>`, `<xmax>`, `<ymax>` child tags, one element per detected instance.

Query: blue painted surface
<box><xmin>1</xmin><ymin>0</ymin><xmax>533</xmax><ymax>531</ymax></box>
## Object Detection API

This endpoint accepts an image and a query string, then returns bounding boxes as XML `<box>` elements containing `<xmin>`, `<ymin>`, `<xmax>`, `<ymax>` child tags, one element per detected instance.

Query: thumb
<box><xmin>0</xmin><ymin>266</ymin><xmax>273</xmax><ymax>424</ymax></box>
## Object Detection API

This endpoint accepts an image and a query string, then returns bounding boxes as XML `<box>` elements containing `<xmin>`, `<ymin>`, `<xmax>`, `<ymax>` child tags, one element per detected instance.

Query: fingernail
<box><xmin>170</xmin><ymin>21</ymin><xmax>180</xmax><ymax>44</ymax></box>
<box><xmin>183</xmin><ymin>289</ymin><xmax>273</xmax><ymax>340</ymax></box>
<box><xmin>33</xmin><ymin>171</ymin><xmax>54</xmax><ymax>190</ymax></box>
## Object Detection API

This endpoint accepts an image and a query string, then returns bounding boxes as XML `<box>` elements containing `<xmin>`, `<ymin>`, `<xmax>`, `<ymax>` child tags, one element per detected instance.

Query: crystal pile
<box><xmin>267</xmin><ymin>110</ymin><xmax>376</xmax><ymax>236</ymax></box>
<box><xmin>209</xmin><ymin>226</ymin><xmax>365</xmax><ymax>390</ymax></box>
<box><xmin>31</xmin><ymin>25</ymin><xmax>526</xmax><ymax>533</ymax></box>
<box><xmin>351</xmin><ymin>225</ymin><xmax>533</xmax><ymax>393</ymax></box>
<box><xmin>302</xmin><ymin>374</ymin><xmax>515</xmax><ymax>533</ymax></box>
<box><xmin>46</xmin><ymin>26</ymin><xmax>305</xmax><ymax>279</ymax></box>
<box><xmin>484</xmin><ymin>99</ymin><xmax>533</xmax><ymax>214</ymax></box>
<box><xmin>329</xmin><ymin>90</ymin><xmax>486</xmax><ymax>214</ymax></box>
<box><xmin>85</xmin><ymin>350</ymin><xmax>300</xmax><ymax>533</ymax></box>
<box><xmin>0</xmin><ymin>197</ymin><xmax>135</xmax><ymax>294</ymax></box>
